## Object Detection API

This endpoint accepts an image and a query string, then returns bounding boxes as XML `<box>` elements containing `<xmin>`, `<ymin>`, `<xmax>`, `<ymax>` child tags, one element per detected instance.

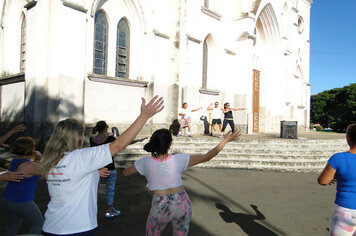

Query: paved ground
<box><xmin>0</xmin><ymin>168</ymin><xmax>336</xmax><ymax>236</ymax></box>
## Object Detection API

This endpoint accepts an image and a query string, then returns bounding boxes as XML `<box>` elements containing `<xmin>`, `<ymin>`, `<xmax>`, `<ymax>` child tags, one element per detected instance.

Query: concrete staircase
<box><xmin>114</xmin><ymin>137</ymin><xmax>348</xmax><ymax>173</ymax></box>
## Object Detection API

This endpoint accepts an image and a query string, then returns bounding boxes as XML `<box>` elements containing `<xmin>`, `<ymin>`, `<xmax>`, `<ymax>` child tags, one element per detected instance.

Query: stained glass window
<box><xmin>116</xmin><ymin>18</ymin><xmax>130</xmax><ymax>78</ymax></box>
<box><xmin>93</xmin><ymin>11</ymin><xmax>108</xmax><ymax>75</ymax></box>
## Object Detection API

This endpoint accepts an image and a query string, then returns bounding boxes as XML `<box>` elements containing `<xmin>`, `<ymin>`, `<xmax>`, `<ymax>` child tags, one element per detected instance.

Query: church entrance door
<box><xmin>252</xmin><ymin>70</ymin><xmax>260</xmax><ymax>133</ymax></box>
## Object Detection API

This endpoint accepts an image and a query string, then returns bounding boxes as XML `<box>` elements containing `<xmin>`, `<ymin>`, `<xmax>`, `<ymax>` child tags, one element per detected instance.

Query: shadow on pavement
<box><xmin>0</xmin><ymin>169</ymin><xmax>215</xmax><ymax>236</ymax></box>
<box><xmin>216</xmin><ymin>203</ymin><xmax>278</xmax><ymax>236</ymax></box>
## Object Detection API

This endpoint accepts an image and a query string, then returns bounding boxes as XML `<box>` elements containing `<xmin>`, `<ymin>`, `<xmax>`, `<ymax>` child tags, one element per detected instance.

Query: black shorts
<box><xmin>212</xmin><ymin>119</ymin><xmax>222</xmax><ymax>125</ymax></box>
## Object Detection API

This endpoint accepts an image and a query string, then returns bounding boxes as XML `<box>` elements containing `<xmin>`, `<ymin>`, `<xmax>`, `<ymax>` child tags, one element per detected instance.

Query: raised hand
<box><xmin>223</xmin><ymin>130</ymin><xmax>241</xmax><ymax>143</ymax></box>
<box><xmin>12</xmin><ymin>124</ymin><xmax>26</xmax><ymax>133</ymax></box>
<box><xmin>140</xmin><ymin>95</ymin><xmax>164</xmax><ymax>119</ymax></box>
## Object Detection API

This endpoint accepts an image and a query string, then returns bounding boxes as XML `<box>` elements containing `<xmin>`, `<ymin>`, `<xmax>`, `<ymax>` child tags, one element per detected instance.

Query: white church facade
<box><xmin>0</xmin><ymin>0</ymin><xmax>312</xmax><ymax>137</ymax></box>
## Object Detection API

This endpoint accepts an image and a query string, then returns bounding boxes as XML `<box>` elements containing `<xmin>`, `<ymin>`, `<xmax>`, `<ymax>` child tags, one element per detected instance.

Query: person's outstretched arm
<box><xmin>318</xmin><ymin>163</ymin><xmax>336</xmax><ymax>185</ymax></box>
<box><xmin>188</xmin><ymin>130</ymin><xmax>241</xmax><ymax>167</ymax></box>
<box><xmin>0</xmin><ymin>124</ymin><xmax>26</xmax><ymax>146</ymax></box>
<box><xmin>207</xmin><ymin>104</ymin><xmax>213</xmax><ymax>110</ymax></box>
<box><xmin>192</xmin><ymin>107</ymin><xmax>202</xmax><ymax>112</ymax></box>
<box><xmin>109</xmin><ymin>95</ymin><xmax>164</xmax><ymax>155</ymax></box>
<box><xmin>231</xmin><ymin>108</ymin><xmax>246</xmax><ymax>111</ymax></box>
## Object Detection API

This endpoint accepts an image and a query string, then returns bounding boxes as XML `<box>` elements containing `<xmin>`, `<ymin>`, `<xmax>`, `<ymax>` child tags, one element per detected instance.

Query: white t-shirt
<box><xmin>212</xmin><ymin>107</ymin><xmax>222</xmax><ymax>119</ymax></box>
<box><xmin>179</xmin><ymin>108</ymin><xmax>192</xmax><ymax>119</ymax></box>
<box><xmin>134</xmin><ymin>154</ymin><xmax>190</xmax><ymax>191</ymax></box>
<box><xmin>42</xmin><ymin>144</ymin><xmax>112</xmax><ymax>234</ymax></box>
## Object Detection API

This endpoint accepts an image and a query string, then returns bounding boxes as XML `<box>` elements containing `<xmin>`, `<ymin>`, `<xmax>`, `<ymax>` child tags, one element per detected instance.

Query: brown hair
<box><xmin>10</xmin><ymin>137</ymin><xmax>35</xmax><ymax>156</ymax></box>
<box><xmin>92</xmin><ymin>121</ymin><xmax>108</xmax><ymax>134</ymax></box>
<box><xmin>346</xmin><ymin>123</ymin><xmax>356</xmax><ymax>144</ymax></box>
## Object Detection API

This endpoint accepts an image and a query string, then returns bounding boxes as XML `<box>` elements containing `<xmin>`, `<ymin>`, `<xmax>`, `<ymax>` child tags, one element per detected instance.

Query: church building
<box><xmin>0</xmin><ymin>0</ymin><xmax>312</xmax><ymax>136</ymax></box>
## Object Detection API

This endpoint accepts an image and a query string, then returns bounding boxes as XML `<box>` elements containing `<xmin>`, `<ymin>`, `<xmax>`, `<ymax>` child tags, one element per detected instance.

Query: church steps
<box><xmin>114</xmin><ymin>137</ymin><xmax>348</xmax><ymax>173</ymax></box>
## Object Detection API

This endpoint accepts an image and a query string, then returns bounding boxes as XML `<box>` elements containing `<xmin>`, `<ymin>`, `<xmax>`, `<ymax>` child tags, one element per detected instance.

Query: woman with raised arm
<box><xmin>221</xmin><ymin>102</ymin><xmax>245</xmax><ymax>136</ymax></box>
<box><xmin>1</xmin><ymin>137</ymin><xmax>43</xmax><ymax>236</ymax></box>
<box><xmin>40</xmin><ymin>96</ymin><xmax>164</xmax><ymax>236</ymax></box>
<box><xmin>318</xmin><ymin>123</ymin><xmax>356</xmax><ymax>236</ymax></box>
<box><xmin>123</xmin><ymin>129</ymin><xmax>241</xmax><ymax>236</ymax></box>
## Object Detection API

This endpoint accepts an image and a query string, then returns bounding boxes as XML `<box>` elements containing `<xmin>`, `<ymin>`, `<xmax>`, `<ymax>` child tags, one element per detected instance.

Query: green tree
<box><xmin>310</xmin><ymin>83</ymin><xmax>356</xmax><ymax>132</ymax></box>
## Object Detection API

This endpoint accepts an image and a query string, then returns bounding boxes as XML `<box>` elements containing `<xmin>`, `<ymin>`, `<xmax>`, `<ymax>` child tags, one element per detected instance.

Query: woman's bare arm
<box><xmin>318</xmin><ymin>163</ymin><xmax>336</xmax><ymax>185</ymax></box>
<box><xmin>188</xmin><ymin>130</ymin><xmax>241</xmax><ymax>167</ymax></box>
<box><xmin>0</xmin><ymin>124</ymin><xmax>26</xmax><ymax>145</ymax></box>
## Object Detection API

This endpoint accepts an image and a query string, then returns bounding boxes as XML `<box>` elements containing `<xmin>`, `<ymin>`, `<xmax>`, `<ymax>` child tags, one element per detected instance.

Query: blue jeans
<box><xmin>1</xmin><ymin>196</ymin><xmax>43</xmax><ymax>236</ymax></box>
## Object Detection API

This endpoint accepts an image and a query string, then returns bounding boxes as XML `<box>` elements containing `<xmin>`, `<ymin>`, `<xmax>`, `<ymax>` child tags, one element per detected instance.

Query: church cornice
<box><xmin>24</xmin><ymin>0</ymin><xmax>37</xmax><ymax>10</ymax></box>
<box><xmin>62</xmin><ymin>1</ymin><xmax>88</xmax><ymax>13</ymax></box>
<box><xmin>0</xmin><ymin>73</ymin><xmax>25</xmax><ymax>86</ymax></box>
<box><xmin>88</xmin><ymin>74</ymin><xmax>148</xmax><ymax>88</ymax></box>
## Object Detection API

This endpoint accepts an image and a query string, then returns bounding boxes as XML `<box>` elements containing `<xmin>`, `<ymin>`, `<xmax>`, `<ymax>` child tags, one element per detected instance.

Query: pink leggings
<box><xmin>145</xmin><ymin>190</ymin><xmax>192</xmax><ymax>236</ymax></box>
<box><xmin>330</xmin><ymin>204</ymin><xmax>356</xmax><ymax>236</ymax></box>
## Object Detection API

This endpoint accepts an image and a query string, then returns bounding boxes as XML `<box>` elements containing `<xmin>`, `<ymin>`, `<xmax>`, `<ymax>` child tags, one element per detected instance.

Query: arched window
<box><xmin>93</xmin><ymin>11</ymin><xmax>108</xmax><ymax>75</ymax></box>
<box><xmin>116</xmin><ymin>18</ymin><xmax>130</xmax><ymax>78</ymax></box>
<box><xmin>202</xmin><ymin>39</ymin><xmax>208</xmax><ymax>88</ymax></box>
<box><xmin>20</xmin><ymin>15</ymin><xmax>26</xmax><ymax>72</ymax></box>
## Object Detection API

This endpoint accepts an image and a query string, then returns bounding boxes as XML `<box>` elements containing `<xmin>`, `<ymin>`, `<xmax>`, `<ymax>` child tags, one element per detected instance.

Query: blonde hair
<box><xmin>40</xmin><ymin>119</ymin><xmax>84</xmax><ymax>177</ymax></box>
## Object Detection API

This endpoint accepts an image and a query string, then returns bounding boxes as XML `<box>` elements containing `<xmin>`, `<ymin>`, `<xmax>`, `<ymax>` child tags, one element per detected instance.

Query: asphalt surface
<box><xmin>0</xmin><ymin>167</ymin><xmax>336</xmax><ymax>236</ymax></box>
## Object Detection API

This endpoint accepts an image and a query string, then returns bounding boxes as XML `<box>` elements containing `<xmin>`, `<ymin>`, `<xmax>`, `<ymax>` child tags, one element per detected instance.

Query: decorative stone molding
<box><xmin>62</xmin><ymin>0</ymin><xmax>88</xmax><ymax>13</ymax></box>
<box><xmin>201</xmin><ymin>7</ymin><xmax>222</xmax><ymax>21</ymax></box>
<box><xmin>236</xmin><ymin>32</ymin><xmax>256</xmax><ymax>42</ymax></box>
<box><xmin>153</xmin><ymin>29</ymin><xmax>169</xmax><ymax>40</ymax></box>
<box><xmin>24</xmin><ymin>0</ymin><xmax>37</xmax><ymax>10</ymax></box>
<box><xmin>291</xmin><ymin>7</ymin><xmax>298</xmax><ymax>13</ymax></box>
<box><xmin>303</xmin><ymin>0</ymin><xmax>313</xmax><ymax>6</ymax></box>
<box><xmin>88</xmin><ymin>74</ymin><xmax>148</xmax><ymax>88</ymax></box>
<box><xmin>284</xmin><ymin>50</ymin><xmax>291</xmax><ymax>56</ymax></box>
<box><xmin>187</xmin><ymin>34</ymin><xmax>201</xmax><ymax>44</ymax></box>
<box><xmin>199</xmin><ymin>88</ymin><xmax>220</xmax><ymax>96</ymax></box>
<box><xmin>297</xmin><ymin>105</ymin><xmax>305</xmax><ymax>109</ymax></box>
<box><xmin>224</xmin><ymin>49</ymin><xmax>236</xmax><ymax>56</ymax></box>
<box><xmin>0</xmin><ymin>73</ymin><xmax>25</xmax><ymax>85</ymax></box>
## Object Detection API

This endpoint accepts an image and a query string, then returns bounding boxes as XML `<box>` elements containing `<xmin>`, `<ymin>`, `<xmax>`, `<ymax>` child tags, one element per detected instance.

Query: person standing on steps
<box><xmin>221</xmin><ymin>102</ymin><xmax>246</xmax><ymax>136</ymax></box>
<box><xmin>207</xmin><ymin>102</ymin><xmax>223</xmax><ymax>137</ymax></box>
<box><xmin>177</xmin><ymin>103</ymin><xmax>202</xmax><ymax>137</ymax></box>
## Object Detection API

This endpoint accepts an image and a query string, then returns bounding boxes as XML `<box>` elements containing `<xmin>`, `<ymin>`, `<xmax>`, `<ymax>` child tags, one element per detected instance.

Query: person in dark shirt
<box><xmin>90</xmin><ymin>121</ymin><xmax>146</xmax><ymax>218</ymax></box>
<box><xmin>221</xmin><ymin>103</ymin><xmax>246</xmax><ymax>135</ymax></box>
<box><xmin>1</xmin><ymin>137</ymin><xmax>43</xmax><ymax>235</ymax></box>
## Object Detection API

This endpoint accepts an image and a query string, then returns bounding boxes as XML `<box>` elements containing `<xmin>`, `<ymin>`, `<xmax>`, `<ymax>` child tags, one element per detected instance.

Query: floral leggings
<box><xmin>104</xmin><ymin>170</ymin><xmax>117</xmax><ymax>207</ymax></box>
<box><xmin>146</xmin><ymin>190</ymin><xmax>192</xmax><ymax>236</ymax></box>
<box><xmin>330</xmin><ymin>204</ymin><xmax>356</xmax><ymax>236</ymax></box>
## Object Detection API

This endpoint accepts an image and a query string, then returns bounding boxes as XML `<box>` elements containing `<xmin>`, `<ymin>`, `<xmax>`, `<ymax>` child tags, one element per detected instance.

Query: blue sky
<box><xmin>310</xmin><ymin>0</ymin><xmax>356</xmax><ymax>95</ymax></box>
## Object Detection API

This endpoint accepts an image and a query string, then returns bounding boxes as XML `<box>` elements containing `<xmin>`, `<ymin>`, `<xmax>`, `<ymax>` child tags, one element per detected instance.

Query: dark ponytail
<box><xmin>144</xmin><ymin>129</ymin><xmax>172</xmax><ymax>157</ymax></box>
<box><xmin>92</xmin><ymin>121</ymin><xmax>108</xmax><ymax>134</ymax></box>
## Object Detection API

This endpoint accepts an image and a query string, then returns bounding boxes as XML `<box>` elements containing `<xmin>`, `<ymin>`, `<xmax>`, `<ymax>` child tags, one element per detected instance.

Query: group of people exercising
<box><xmin>177</xmin><ymin>101</ymin><xmax>246</xmax><ymax>137</ymax></box>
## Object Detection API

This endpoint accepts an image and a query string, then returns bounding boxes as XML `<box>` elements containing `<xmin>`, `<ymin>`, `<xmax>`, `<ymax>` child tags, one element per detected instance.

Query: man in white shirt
<box><xmin>207</xmin><ymin>102</ymin><xmax>223</xmax><ymax>136</ymax></box>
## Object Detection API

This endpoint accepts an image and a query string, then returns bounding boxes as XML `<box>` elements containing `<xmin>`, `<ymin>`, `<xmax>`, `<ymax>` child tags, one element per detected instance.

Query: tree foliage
<box><xmin>310</xmin><ymin>83</ymin><xmax>356</xmax><ymax>132</ymax></box>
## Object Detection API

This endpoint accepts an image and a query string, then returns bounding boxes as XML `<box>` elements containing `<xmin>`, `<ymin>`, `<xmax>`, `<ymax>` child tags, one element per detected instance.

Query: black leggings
<box><xmin>222</xmin><ymin>119</ymin><xmax>235</xmax><ymax>132</ymax></box>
